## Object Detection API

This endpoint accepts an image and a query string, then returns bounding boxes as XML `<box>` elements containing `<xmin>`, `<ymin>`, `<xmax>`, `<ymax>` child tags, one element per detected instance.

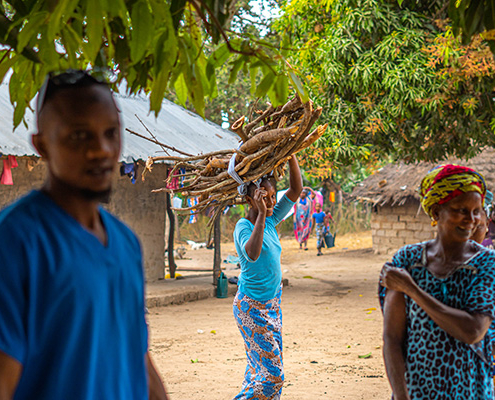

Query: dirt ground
<box><xmin>148</xmin><ymin>231</ymin><xmax>393</xmax><ymax>400</ymax></box>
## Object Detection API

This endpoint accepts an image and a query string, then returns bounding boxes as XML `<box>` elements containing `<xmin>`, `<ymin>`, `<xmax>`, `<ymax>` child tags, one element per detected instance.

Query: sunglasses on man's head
<box><xmin>36</xmin><ymin>69</ymin><xmax>109</xmax><ymax>115</ymax></box>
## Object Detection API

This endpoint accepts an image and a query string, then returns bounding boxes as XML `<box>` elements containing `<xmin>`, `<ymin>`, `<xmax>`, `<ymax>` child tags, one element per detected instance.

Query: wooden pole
<box><xmin>174</xmin><ymin>212</ymin><xmax>181</xmax><ymax>242</ymax></box>
<box><xmin>213</xmin><ymin>214</ymin><xmax>222</xmax><ymax>286</ymax></box>
<box><xmin>166</xmin><ymin>192</ymin><xmax>177</xmax><ymax>278</ymax></box>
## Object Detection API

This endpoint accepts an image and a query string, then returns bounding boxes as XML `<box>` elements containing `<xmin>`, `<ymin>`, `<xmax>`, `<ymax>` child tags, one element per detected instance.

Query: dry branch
<box><xmin>231</xmin><ymin>116</ymin><xmax>248</xmax><ymax>142</ymax></box>
<box><xmin>126</xmin><ymin>128</ymin><xmax>193</xmax><ymax>157</ymax></box>
<box><xmin>134</xmin><ymin>95</ymin><xmax>326</xmax><ymax>221</ymax></box>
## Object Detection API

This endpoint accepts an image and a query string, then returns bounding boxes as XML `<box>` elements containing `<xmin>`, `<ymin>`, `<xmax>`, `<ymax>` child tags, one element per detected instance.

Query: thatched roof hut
<box><xmin>353</xmin><ymin>148</ymin><xmax>495</xmax><ymax>206</ymax></box>
<box><xmin>352</xmin><ymin>148</ymin><xmax>495</xmax><ymax>254</ymax></box>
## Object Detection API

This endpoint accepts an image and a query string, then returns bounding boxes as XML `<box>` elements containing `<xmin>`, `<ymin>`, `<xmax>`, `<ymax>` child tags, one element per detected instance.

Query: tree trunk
<box><xmin>213</xmin><ymin>214</ymin><xmax>222</xmax><ymax>286</ymax></box>
<box><xmin>166</xmin><ymin>192</ymin><xmax>177</xmax><ymax>278</ymax></box>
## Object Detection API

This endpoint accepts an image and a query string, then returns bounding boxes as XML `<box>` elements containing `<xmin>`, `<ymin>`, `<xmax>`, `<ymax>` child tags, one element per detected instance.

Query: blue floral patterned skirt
<box><xmin>233</xmin><ymin>287</ymin><xmax>284</xmax><ymax>400</ymax></box>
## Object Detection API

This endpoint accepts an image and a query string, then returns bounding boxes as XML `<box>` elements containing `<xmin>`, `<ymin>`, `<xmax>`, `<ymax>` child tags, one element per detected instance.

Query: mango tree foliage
<box><xmin>395</xmin><ymin>1</ymin><xmax>495</xmax><ymax>54</ymax></box>
<box><xmin>0</xmin><ymin>0</ymin><xmax>303</xmax><ymax>128</ymax></box>
<box><xmin>274</xmin><ymin>0</ymin><xmax>495</xmax><ymax>179</ymax></box>
<box><xmin>439</xmin><ymin>0</ymin><xmax>495</xmax><ymax>53</ymax></box>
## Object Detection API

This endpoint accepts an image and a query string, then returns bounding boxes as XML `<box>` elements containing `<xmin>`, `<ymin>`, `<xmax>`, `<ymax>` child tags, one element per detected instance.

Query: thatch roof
<box><xmin>352</xmin><ymin>148</ymin><xmax>495</xmax><ymax>206</ymax></box>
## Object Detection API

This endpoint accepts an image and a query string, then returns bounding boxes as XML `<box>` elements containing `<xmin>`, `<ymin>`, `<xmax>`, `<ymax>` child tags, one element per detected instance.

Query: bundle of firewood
<box><xmin>139</xmin><ymin>96</ymin><xmax>327</xmax><ymax>223</ymax></box>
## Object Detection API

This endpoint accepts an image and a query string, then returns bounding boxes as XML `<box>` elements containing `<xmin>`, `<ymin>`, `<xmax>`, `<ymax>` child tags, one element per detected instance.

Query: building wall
<box><xmin>106</xmin><ymin>163</ymin><xmax>168</xmax><ymax>281</ymax></box>
<box><xmin>370</xmin><ymin>200</ymin><xmax>436</xmax><ymax>254</ymax></box>
<box><xmin>0</xmin><ymin>157</ymin><xmax>167</xmax><ymax>282</ymax></box>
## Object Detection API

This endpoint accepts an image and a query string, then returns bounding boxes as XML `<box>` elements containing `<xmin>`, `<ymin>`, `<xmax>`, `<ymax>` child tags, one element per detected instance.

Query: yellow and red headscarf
<box><xmin>419</xmin><ymin>164</ymin><xmax>486</xmax><ymax>226</ymax></box>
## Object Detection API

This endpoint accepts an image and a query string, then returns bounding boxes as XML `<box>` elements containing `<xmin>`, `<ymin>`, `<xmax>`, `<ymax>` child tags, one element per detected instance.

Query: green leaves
<box><xmin>174</xmin><ymin>73</ymin><xmax>188</xmax><ymax>106</ymax></box>
<box><xmin>0</xmin><ymin>54</ymin><xmax>18</xmax><ymax>85</ymax></box>
<box><xmin>288</xmin><ymin>70</ymin><xmax>308</xmax><ymax>102</ymax></box>
<box><xmin>150</xmin><ymin>68</ymin><xmax>169</xmax><ymax>114</ymax></box>
<box><xmin>130</xmin><ymin>0</ymin><xmax>153</xmax><ymax>64</ymax></box>
<box><xmin>274</xmin><ymin>74</ymin><xmax>289</xmax><ymax>105</ymax></box>
<box><xmin>17</xmin><ymin>11</ymin><xmax>47</xmax><ymax>53</ymax></box>
<box><xmin>47</xmin><ymin>0</ymin><xmax>79</xmax><ymax>39</ymax></box>
<box><xmin>0</xmin><ymin>0</ymin><xmax>299</xmax><ymax>129</ymax></box>
<box><xmin>85</xmin><ymin>0</ymin><xmax>104</xmax><ymax>60</ymax></box>
<box><xmin>277</xmin><ymin>0</ymin><xmax>495</xmax><ymax>175</ymax></box>
<box><xmin>255</xmin><ymin>71</ymin><xmax>274</xmax><ymax>97</ymax></box>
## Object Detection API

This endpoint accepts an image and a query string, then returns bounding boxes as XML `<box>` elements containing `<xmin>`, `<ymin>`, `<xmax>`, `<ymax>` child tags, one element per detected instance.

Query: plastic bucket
<box><xmin>217</xmin><ymin>272</ymin><xmax>228</xmax><ymax>298</ymax></box>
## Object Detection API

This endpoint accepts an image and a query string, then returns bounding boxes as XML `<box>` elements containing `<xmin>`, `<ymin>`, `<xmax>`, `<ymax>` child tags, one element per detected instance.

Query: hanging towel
<box><xmin>0</xmin><ymin>156</ymin><xmax>18</xmax><ymax>185</ymax></box>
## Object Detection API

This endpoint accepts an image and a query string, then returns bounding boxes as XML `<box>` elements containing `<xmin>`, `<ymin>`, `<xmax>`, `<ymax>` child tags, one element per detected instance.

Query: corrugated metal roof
<box><xmin>0</xmin><ymin>82</ymin><xmax>239</xmax><ymax>162</ymax></box>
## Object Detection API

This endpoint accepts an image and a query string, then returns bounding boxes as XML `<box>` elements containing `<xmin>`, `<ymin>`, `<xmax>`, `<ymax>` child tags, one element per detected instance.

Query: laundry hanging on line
<box><xmin>166</xmin><ymin>168</ymin><xmax>187</xmax><ymax>190</ymax></box>
<box><xmin>120</xmin><ymin>160</ymin><xmax>139</xmax><ymax>184</ymax></box>
<box><xmin>187</xmin><ymin>197</ymin><xmax>198</xmax><ymax>224</ymax></box>
<box><xmin>0</xmin><ymin>155</ymin><xmax>18</xmax><ymax>185</ymax></box>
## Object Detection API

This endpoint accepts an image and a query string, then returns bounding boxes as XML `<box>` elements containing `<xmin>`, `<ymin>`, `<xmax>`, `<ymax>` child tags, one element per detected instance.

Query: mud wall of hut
<box><xmin>371</xmin><ymin>200</ymin><xmax>436</xmax><ymax>254</ymax></box>
<box><xmin>0</xmin><ymin>156</ymin><xmax>167</xmax><ymax>282</ymax></box>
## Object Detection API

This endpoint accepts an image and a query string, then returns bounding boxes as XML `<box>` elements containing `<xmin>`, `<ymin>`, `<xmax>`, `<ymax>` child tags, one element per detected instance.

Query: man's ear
<box><xmin>31</xmin><ymin>133</ymin><xmax>48</xmax><ymax>160</ymax></box>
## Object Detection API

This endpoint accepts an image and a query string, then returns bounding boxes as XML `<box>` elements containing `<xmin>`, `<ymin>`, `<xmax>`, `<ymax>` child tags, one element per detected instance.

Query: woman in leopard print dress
<box><xmin>379</xmin><ymin>165</ymin><xmax>495</xmax><ymax>400</ymax></box>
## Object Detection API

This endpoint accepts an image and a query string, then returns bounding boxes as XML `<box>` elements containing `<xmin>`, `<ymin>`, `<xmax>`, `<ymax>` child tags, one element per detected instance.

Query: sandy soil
<box><xmin>148</xmin><ymin>231</ymin><xmax>393</xmax><ymax>400</ymax></box>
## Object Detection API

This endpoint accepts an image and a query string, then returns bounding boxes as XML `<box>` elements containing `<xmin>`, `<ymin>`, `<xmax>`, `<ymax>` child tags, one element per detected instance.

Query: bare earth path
<box><xmin>148</xmin><ymin>232</ymin><xmax>392</xmax><ymax>399</ymax></box>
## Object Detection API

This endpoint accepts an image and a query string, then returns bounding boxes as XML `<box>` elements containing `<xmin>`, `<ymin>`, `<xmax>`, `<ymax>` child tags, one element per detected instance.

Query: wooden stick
<box><xmin>239</xmin><ymin>127</ymin><xmax>291</xmax><ymax>154</ymax></box>
<box><xmin>151</xmin><ymin>149</ymin><xmax>236</xmax><ymax>163</ymax></box>
<box><xmin>231</xmin><ymin>116</ymin><xmax>248</xmax><ymax>142</ymax></box>
<box><xmin>244</xmin><ymin>105</ymin><xmax>274</xmax><ymax>137</ymax></box>
<box><xmin>135</xmin><ymin>115</ymin><xmax>171</xmax><ymax>156</ymax></box>
<box><xmin>126</xmin><ymin>128</ymin><xmax>193</xmax><ymax>157</ymax></box>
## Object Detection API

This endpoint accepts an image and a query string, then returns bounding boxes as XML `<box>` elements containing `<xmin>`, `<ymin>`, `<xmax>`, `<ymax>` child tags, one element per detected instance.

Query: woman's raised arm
<box><xmin>285</xmin><ymin>155</ymin><xmax>303</xmax><ymax>202</ymax></box>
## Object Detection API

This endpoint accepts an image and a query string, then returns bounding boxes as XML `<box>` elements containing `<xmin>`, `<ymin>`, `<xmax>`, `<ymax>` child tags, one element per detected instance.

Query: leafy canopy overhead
<box><xmin>275</xmin><ymin>0</ymin><xmax>495</xmax><ymax>179</ymax></box>
<box><xmin>0</xmin><ymin>0</ymin><xmax>305</xmax><ymax>128</ymax></box>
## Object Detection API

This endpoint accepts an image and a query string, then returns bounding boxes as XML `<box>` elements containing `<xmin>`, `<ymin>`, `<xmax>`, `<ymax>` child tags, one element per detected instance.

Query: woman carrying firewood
<box><xmin>380</xmin><ymin>165</ymin><xmax>495</xmax><ymax>399</ymax></box>
<box><xmin>232</xmin><ymin>155</ymin><xmax>302</xmax><ymax>400</ymax></box>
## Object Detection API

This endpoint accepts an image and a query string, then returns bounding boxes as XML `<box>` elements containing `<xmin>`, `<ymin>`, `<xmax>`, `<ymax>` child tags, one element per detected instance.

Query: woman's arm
<box><xmin>285</xmin><ymin>156</ymin><xmax>303</xmax><ymax>202</ymax></box>
<box><xmin>244</xmin><ymin>188</ymin><xmax>267</xmax><ymax>261</ymax></box>
<box><xmin>0</xmin><ymin>351</ymin><xmax>22</xmax><ymax>400</ymax></box>
<box><xmin>380</xmin><ymin>263</ymin><xmax>492</xmax><ymax>344</ymax></box>
<box><xmin>382</xmin><ymin>290</ymin><xmax>410</xmax><ymax>400</ymax></box>
<box><xmin>146</xmin><ymin>352</ymin><xmax>169</xmax><ymax>400</ymax></box>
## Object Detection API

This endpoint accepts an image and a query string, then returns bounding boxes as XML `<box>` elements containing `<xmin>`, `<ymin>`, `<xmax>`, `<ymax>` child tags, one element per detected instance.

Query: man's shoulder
<box><xmin>100</xmin><ymin>208</ymin><xmax>140</xmax><ymax>246</ymax></box>
<box><xmin>0</xmin><ymin>191</ymin><xmax>44</xmax><ymax>228</ymax></box>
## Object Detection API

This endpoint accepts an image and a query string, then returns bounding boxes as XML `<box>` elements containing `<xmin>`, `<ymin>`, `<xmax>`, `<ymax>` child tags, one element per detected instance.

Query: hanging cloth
<box><xmin>119</xmin><ymin>160</ymin><xmax>139</xmax><ymax>184</ymax></box>
<box><xmin>166</xmin><ymin>168</ymin><xmax>180</xmax><ymax>190</ymax></box>
<box><xmin>0</xmin><ymin>155</ymin><xmax>18</xmax><ymax>185</ymax></box>
<box><xmin>187</xmin><ymin>197</ymin><xmax>198</xmax><ymax>224</ymax></box>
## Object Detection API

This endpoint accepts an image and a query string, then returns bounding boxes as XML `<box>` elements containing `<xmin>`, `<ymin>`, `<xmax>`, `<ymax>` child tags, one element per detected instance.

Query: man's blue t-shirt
<box><xmin>313</xmin><ymin>211</ymin><xmax>325</xmax><ymax>224</ymax></box>
<box><xmin>234</xmin><ymin>194</ymin><xmax>295</xmax><ymax>301</ymax></box>
<box><xmin>0</xmin><ymin>191</ymin><xmax>149</xmax><ymax>400</ymax></box>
